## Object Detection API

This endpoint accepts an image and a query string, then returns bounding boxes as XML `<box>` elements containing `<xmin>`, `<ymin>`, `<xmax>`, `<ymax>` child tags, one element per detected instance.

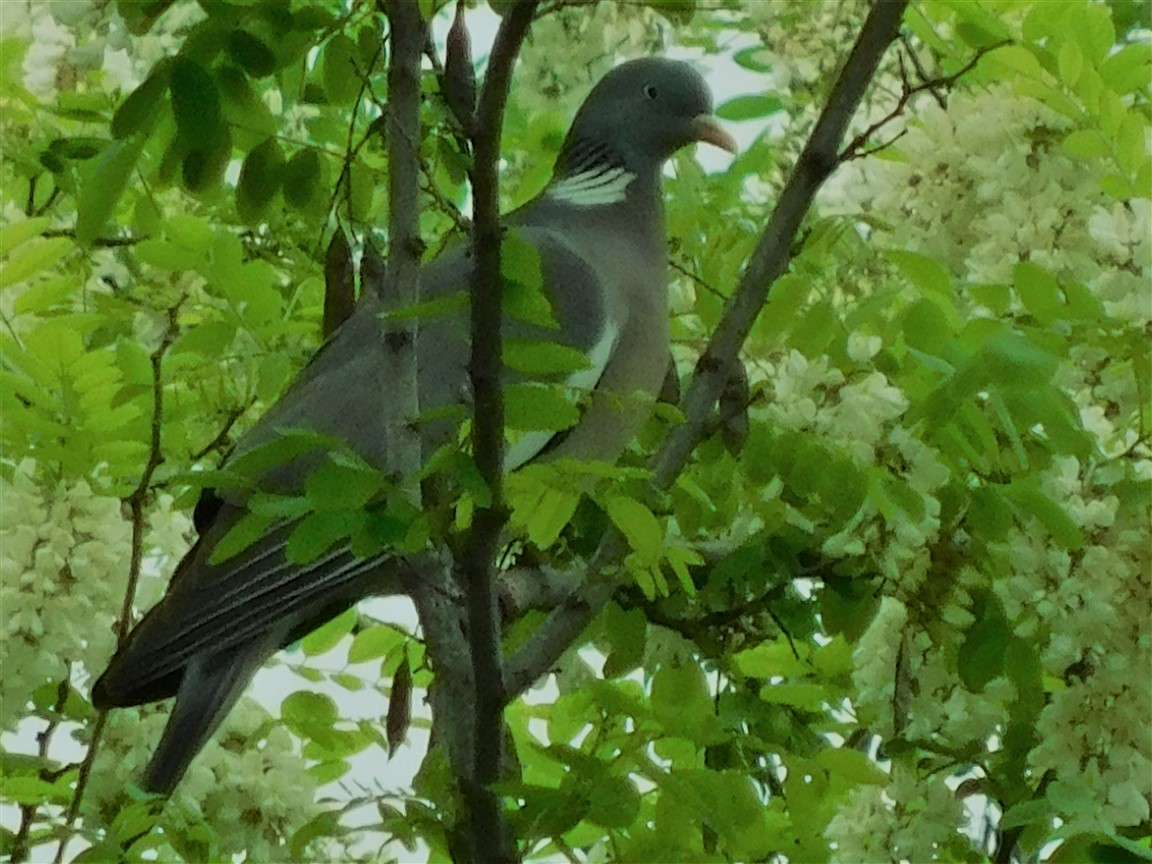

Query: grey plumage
<box><xmin>92</xmin><ymin>58</ymin><xmax>736</xmax><ymax>795</ymax></box>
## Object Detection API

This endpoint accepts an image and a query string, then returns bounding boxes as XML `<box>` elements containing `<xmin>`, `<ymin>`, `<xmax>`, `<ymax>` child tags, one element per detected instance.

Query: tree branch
<box><xmin>381</xmin><ymin>0</ymin><xmax>425</xmax><ymax>499</ymax></box>
<box><xmin>458</xmin><ymin>3</ymin><xmax>539</xmax><ymax>861</ymax></box>
<box><xmin>502</xmin><ymin>0</ymin><xmax>909</xmax><ymax>703</ymax></box>
<box><xmin>653</xmin><ymin>0</ymin><xmax>908</xmax><ymax>489</ymax></box>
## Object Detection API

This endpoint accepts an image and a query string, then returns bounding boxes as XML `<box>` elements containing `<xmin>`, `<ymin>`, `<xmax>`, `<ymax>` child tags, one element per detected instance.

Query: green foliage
<box><xmin>1</xmin><ymin>1</ymin><xmax>1148</xmax><ymax>862</ymax></box>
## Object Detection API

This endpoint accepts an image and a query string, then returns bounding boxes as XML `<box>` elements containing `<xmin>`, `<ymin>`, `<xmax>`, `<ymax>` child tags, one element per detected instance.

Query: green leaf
<box><xmin>967</xmin><ymin>485</ymin><xmax>1014</xmax><ymax>541</ymax></box>
<box><xmin>887</xmin><ymin>249</ymin><xmax>954</xmax><ymax>299</ymax></box>
<box><xmin>228</xmin><ymin>429</ymin><xmax>342</xmax><ymax>481</ymax></box>
<box><xmin>257</xmin><ymin>351</ymin><xmax>292</xmax><ymax>403</ymax></box>
<box><xmin>603</xmin><ymin>495</ymin><xmax>662</xmax><ymax>563</ymax></box>
<box><xmin>282</xmin><ymin>690</ymin><xmax>338</xmax><ymax>730</ymax></box>
<box><xmin>759</xmin><ymin>681</ymin><xmax>828</xmax><ymax>710</ymax></box>
<box><xmin>246</xmin><ymin>493</ymin><xmax>311</xmax><ymax>521</ymax></box>
<box><xmin>733</xmin><ymin>641</ymin><xmax>807</xmax><ymax>679</ymax></box>
<box><xmin>134</xmin><ymin>238</ymin><xmax>201</xmax><ymax>271</ymax></box>
<box><xmin>1100</xmin><ymin>42</ymin><xmax>1152</xmax><ymax>94</ymax></box>
<box><xmin>0</xmin><ymin>237</ymin><xmax>71</xmax><ymax>288</ymax></box>
<box><xmin>323</xmin><ymin>34</ymin><xmax>361</xmax><ymax>104</ymax></box>
<box><xmin>228</xmin><ymin>29</ymin><xmax>277</xmax><ymax>77</ymax></box>
<box><xmin>111</xmin><ymin>60</ymin><xmax>171</xmax><ymax>139</ymax></box>
<box><xmin>172</xmin><ymin>320</ymin><xmax>236</xmax><ymax>355</ymax></box>
<box><xmin>237</xmin><ymin>137</ymin><xmax>285</xmax><ymax>223</ymax></box>
<box><xmin>716</xmin><ymin>93</ymin><xmax>784</xmax><ymax>121</ymax></box>
<box><xmin>384</xmin><ymin>292</ymin><xmax>468</xmax><ymax>321</ymax></box>
<box><xmin>984</xmin><ymin>330</ymin><xmax>1059</xmax><ymax>387</ymax></box>
<box><xmin>1058</xmin><ymin>39</ymin><xmax>1084</xmax><ymax>86</ymax></box>
<box><xmin>181</xmin><ymin>126</ymin><xmax>231</xmax><ymax>192</ymax></box>
<box><xmin>504</xmin><ymin>383</ymin><xmax>579</xmax><ymax>431</ymax></box>
<box><xmin>1014</xmin><ymin>262</ymin><xmax>1065</xmax><ymax>323</ymax></box>
<box><xmin>286</xmin><ymin>510</ymin><xmax>363</xmax><ymax>563</ymax></box>
<box><xmin>209</xmin><ymin>511</ymin><xmax>276</xmax><ymax>565</ymax></box>
<box><xmin>901</xmin><ymin>298</ymin><xmax>953</xmax><ymax>352</ymax></box>
<box><xmin>503</xmin><ymin>339</ymin><xmax>590</xmax><ymax>378</ymax></box>
<box><xmin>651</xmin><ymin>664</ymin><xmax>713</xmax><ymax>740</ymax></box>
<box><xmin>305</xmin><ymin>461</ymin><xmax>383</xmax><ymax>511</ymax></box>
<box><xmin>506</xmin><ymin>465</ymin><xmax>583</xmax><ymax>548</ymax></box>
<box><xmin>1062</xmin><ymin>129</ymin><xmax>1110</xmax><ymax>160</ymax></box>
<box><xmin>958</xmin><ymin>592</ymin><xmax>1009</xmax><ymax>691</ymax></box>
<box><xmin>731</xmin><ymin>46</ymin><xmax>773</xmax><ymax>73</ymax></box>
<box><xmin>290</xmin><ymin>812</ymin><xmax>345</xmax><ymax>863</ymax></box>
<box><xmin>1004</xmin><ymin>478</ymin><xmax>1085</xmax><ymax>550</ymax></box>
<box><xmin>1074</xmin><ymin>3</ymin><xmax>1115</xmax><ymax>65</ymax></box>
<box><xmin>1000</xmin><ymin>798</ymin><xmax>1055</xmax><ymax>830</ymax></box>
<box><xmin>75</xmin><ymin>136</ymin><xmax>145</xmax><ymax>247</ymax></box>
<box><xmin>0</xmin><ymin>217</ymin><xmax>50</xmax><ymax>256</ymax></box>
<box><xmin>170</xmin><ymin>57</ymin><xmax>221</xmax><ymax>145</ymax></box>
<box><xmin>1</xmin><ymin>775</ymin><xmax>59</xmax><ymax>805</ymax></box>
<box><xmin>348</xmin><ymin>624</ymin><xmax>403</xmax><ymax>664</ymax></box>
<box><xmin>13</xmin><ymin>275</ymin><xmax>76</xmax><ymax>314</ymax></box>
<box><xmin>347</xmin><ymin>159</ymin><xmax>375</xmax><ymax>222</ymax></box>
<box><xmin>586</xmin><ymin>774</ymin><xmax>640</xmax><ymax>829</ymax></box>
<box><xmin>601</xmin><ymin>603</ymin><xmax>647</xmax><ymax>678</ymax></box>
<box><xmin>216</xmin><ymin>63</ymin><xmax>276</xmax><ymax>136</ymax></box>
<box><xmin>956</xmin><ymin>21</ymin><xmax>1005</xmax><ymax>49</ymax></box>
<box><xmin>816</xmin><ymin>747</ymin><xmax>887</xmax><ymax>785</ymax></box>
<box><xmin>502</xmin><ymin>230</ymin><xmax>556</xmax><ymax>328</ymax></box>
<box><xmin>991</xmin><ymin>44</ymin><xmax>1047</xmax><ymax>79</ymax></box>
<box><xmin>299</xmin><ymin>607</ymin><xmax>357</xmax><ymax>656</ymax></box>
<box><xmin>284</xmin><ymin>149</ymin><xmax>322</xmax><ymax>210</ymax></box>
<box><xmin>307</xmin><ymin>759</ymin><xmax>351</xmax><ymax>783</ymax></box>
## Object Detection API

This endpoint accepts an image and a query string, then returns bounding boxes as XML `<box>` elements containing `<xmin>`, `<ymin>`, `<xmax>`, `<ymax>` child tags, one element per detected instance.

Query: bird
<box><xmin>92</xmin><ymin>57</ymin><xmax>737</xmax><ymax>795</ymax></box>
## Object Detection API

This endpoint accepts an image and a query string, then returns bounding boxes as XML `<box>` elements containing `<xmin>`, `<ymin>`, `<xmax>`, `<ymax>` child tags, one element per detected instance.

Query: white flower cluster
<box><xmin>0</xmin><ymin>457</ymin><xmax>194</xmax><ymax>717</ymax></box>
<box><xmin>762</xmin><ymin>350</ymin><xmax>913</xmax><ymax>465</ymax></box>
<box><xmin>1057</xmin><ymin>343</ymin><xmax>1147</xmax><ymax>459</ymax></box>
<box><xmin>853</xmin><ymin>568</ymin><xmax>1016</xmax><ymax>748</ymax></box>
<box><xmin>849</xmin><ymin>595</ymin><xmax>907</xmax><ymax>737</ymax></box>
<box><xmin>738</xmin><ymin>0</ymin><xmax>869</xmax><ymax>94</ymax></box>
<box><xmin>993</xmin><ymin>456</ymin><xmax>1150</xmax><ymax>827</ymax></box>
<box><xmin>826</xmin><ymin>768</ymin><xmax>966</xmax><ymax>863</ymax></box>
<box><xmin>1</xmin><ymin>460</ymin><xmax>130</xmax><ymax>729</ymax></box>
<box><xmin>0</xmin><ymin>0</ymin><xmax>201</xmax><ymax>101</ymax></box>
<box><xmin>1086</xmin><ymin>199</ymin><xmax>1152</xmax><ymax>327</ymax></box>
<box><xmin>835</xmin><ymin>84</ymin><xmax>1150</xmax><ymax>328</ymax></box>
<box><xmin>516</xmin><ymin>2</ymin><xmax>665</xmax><ymax>122</ymax></box>
<box><xmin>759</xmin><ymin>350</ymin><xmax>948</xmax><ymax>593</ymax></box>
<box><xmin>88</xmin><ymin>698</ymin><xmax>323</xmax><ymax>858</ymax></box>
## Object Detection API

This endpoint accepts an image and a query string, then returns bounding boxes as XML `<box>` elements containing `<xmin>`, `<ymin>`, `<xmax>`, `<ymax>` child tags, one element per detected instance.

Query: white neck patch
<box><xmin>547</xmin><ymin>166</ymin><xmax>636</xmax><ymax>207</ymax></box>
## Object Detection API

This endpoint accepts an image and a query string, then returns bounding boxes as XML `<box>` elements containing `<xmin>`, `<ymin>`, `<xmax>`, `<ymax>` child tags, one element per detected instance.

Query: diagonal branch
<box><xmin>502</xmin><ymin>0</ymin><xmax>910</xmax><ymax>702</ymax></box>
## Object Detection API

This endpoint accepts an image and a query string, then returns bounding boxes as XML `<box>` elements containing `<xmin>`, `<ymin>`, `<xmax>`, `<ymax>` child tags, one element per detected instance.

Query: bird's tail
<box><xmin>141</xmin><ymin>634</ymin><xmax>278</xmax><ymax>796</ymax></box>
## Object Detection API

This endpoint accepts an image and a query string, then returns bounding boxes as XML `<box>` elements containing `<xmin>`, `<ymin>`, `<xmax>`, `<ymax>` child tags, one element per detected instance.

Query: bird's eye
<box><xmin>643</xmin><ymin>83</ymin><xmax>658</xmax><ymax>100</ymax></box>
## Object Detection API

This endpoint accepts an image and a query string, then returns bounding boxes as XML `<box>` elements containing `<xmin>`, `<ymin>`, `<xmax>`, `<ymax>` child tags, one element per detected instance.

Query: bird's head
<box><xmin>557</xmin><ymin>58</ymin><xmax>737</xmax><ymax>178</ymax></box>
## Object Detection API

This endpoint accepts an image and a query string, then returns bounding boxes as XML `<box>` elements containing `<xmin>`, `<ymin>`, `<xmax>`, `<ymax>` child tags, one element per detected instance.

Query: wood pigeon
<box><xmin>92</xmin><ymin>57</ymin><xmax>736</xmax><ymax>795</ymax></box>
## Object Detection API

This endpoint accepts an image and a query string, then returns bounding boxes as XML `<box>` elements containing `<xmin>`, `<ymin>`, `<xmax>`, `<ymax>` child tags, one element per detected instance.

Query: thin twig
<box><xmin>189</xmin><ymin>402</ymin><xmax>251</xmax><ymax>462</ymax></box>
<box><xmin>840</xmin><ymin>38</ymin><xmax>1009</xmax><ymax>161</ymax></box>
<box><xmin>54</xmin><ymin>303</ymin><xmax>181</xmax><ymax>864</ymax></box>
<box><xmin>42</xmin><ymin>229</ymin><xmax>143</xmax><ymax>247</ymax></box>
